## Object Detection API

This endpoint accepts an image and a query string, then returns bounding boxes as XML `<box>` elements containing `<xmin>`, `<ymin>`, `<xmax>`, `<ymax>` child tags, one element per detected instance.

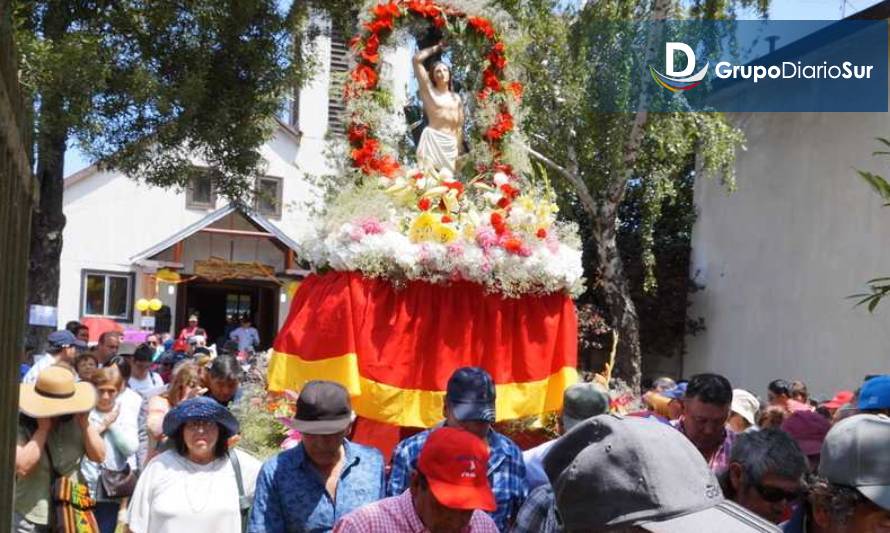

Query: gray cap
<box><xmin>819</xmin><ymin>413</ymin><xmax>890</xmax><ymax>511</ymax></box>
<box><xmin>544</xmin><ymin>414</ymin><xmax>779</xmax><ymax>532</ymax></box>
<box><xmin>562</xmin><ymin>382</ymin><xmax>609</xmax><ymax>432</ymax></box>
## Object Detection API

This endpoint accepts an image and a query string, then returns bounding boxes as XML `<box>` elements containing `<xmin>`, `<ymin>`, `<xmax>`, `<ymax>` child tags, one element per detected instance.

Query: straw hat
<box><xmin>19</xmin><ymin>366</ymin><xmax>96</xmax><ymax>418</ymax></box>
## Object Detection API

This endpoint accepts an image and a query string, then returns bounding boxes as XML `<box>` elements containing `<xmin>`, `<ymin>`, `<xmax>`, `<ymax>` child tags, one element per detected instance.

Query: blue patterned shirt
<box><xmin>248</xmin><ymin>440</ymin><xmax>385</xmax><ymax>533</ymax></box>
<box><xmin>387</xmin><ymin>427</ymin><xmax>528</xmax><ymax>531</ymax></box>
<box><xmin>512</xmin><ymin>484</ymin><xmax>562</xmax><ymax>533</ymax></box>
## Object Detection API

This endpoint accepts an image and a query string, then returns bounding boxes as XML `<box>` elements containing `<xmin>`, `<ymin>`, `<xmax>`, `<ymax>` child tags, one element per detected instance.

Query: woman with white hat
<box><xmin>15</xmin><ymin>365</ymin><xmax>106</xmax><ymax>532</ymax></box>
<box><xmin>126</xmin><ymin>396</ymin><xmax>260</xmax><ymax>533</ymax></box>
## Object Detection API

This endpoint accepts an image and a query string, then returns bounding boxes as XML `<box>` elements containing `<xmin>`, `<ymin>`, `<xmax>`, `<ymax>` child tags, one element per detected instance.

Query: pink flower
<box><xmin>446</xmin><ymin>242</ymin><xmax>464</xmax><ymax>257</ymax></box>
<box><xmin>281</xmin><ymin>429</ymin><xmax>302</xmax><ymax>450</ymax></box>
<box><xmin>475</xmin><ymin>226</ymin><xmax>498</xmax><ymax>249</ymax></box>
<box><xmin>546</xmin><ymin>234</ymin><xmax>560</xmax><ymax>254</ymax></box>
<box><xmin>360</xmin><ymin>217</ymin><xmax>384</xmax><ymax>235</ymax></box>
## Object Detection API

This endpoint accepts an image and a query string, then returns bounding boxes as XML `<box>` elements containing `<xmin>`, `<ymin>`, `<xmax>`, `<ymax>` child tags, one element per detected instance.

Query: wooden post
<box><xmin>0</xmin><ymin>1</ymin><xmax>36</xmax><ymax>527</ymax></box>
<box><xmin>285</xmin><ymin>249</ymin><xmax>295</xmax><ymax>271</ymax></box>
<box><xmin>172</xmin><ymin>241</ymin><xmax>184</xmax><ymax>264</ymax></box>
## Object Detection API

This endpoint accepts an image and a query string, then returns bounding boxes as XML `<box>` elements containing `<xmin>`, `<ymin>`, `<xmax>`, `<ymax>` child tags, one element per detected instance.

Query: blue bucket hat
<box><xmin>162</xmin><ymin>396</ymin><xmax>240</xmax><ymax>437</ymax></box>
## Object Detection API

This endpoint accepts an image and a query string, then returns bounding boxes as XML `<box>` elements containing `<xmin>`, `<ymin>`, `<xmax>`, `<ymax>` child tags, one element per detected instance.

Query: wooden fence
<box><xmin>0</xmin><ymin>0</ymin><xmax>36</xmax><ymax>526</ymax></box>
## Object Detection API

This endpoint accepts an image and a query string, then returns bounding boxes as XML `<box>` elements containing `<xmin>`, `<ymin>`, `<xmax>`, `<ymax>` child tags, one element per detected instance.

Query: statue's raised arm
<box><xmin>412</xmin><ymin>42</ymin><xmax>462</xmax><ymax>173</ymax></box>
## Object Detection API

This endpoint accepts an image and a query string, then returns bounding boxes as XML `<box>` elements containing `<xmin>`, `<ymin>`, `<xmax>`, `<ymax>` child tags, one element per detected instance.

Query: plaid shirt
<box><xmin>512</xmin><ymin>484</ymin><xmax>562</xmax><ymax>533</ymax></box>
<box><xmin>333</xmin><ymin>490</ymin><xmax>498</xmax><ymax>533</ymax></box>
<box><xmin>671</xmin><ymin>419</ymin><xmax>738</xmax><ymax>475</ymax></box>
<box><xmin>387</xmin><ymin>427</ymin><xmax>528</xmax><ymax>531</ymax></box>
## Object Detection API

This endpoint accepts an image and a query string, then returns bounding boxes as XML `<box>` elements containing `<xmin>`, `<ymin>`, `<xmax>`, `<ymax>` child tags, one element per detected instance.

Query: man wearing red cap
<box><xmin>334</xmin><ymin>427</ymin><xmax>498</xmax><ymax>532</ymax></box>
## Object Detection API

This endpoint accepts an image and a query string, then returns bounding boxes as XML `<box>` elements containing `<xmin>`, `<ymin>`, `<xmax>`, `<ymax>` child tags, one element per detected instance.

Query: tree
<box><xmin>14</xmin><ymin>0</ymin><xmax>307</xmax><ymax>349</ymax></box>
<box><xmin>852</xmin><ymin>137</ymin><xmax>890</xmax><ymax>312</ymax></box>
<box><xmin>509</xmin><ymin>0</ymin><xmax>762</xmax><ymax>389</ymax></box>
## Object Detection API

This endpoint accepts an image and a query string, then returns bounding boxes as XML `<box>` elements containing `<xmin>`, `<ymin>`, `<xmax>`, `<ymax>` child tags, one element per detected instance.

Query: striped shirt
<box><xmin>333</xmin><ymin>490</ymin><xmax>498</xmax><ymax>533</ymax></box>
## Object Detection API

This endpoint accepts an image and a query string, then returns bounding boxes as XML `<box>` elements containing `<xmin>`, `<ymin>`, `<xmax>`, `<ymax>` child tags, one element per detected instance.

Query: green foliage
<box><xmin>14</xmin><ymin>0</ymin><xmax>308</xmax><ymax>199</ymax></box>
<box><xmin>231</xmin><ymin>384</ymin><xmax>286</xmax><ymax>461</ymax></box>
<box><xmin>852</xmin><ymin>139</ymin><xmax>890</xmax><ymax>312</ymax></box>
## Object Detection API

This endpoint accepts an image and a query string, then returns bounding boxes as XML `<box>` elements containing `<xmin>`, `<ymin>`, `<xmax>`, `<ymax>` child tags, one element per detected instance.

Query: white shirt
<box><xmin>22</xmin><ymin>354</ymin><xmax>58</xmax><ymax>384</ymax></box>
<box><xmin>229</xmin><ymin>326</ymin><xmax>260</xmax><ymax>352</ymax></box>
<box><xmin>127</xmin><ymin>448</ymin><xmax>261</xmax><ymax>533</ymax></box>
<box><xmin>117</xmin><ymin>388</ymin><xmax>144</xmax><ymax>469</ymax></box>
<box><xmin>82</xmin><ymin>407</ymin><xmax>139</xmax><ymax>500</ymax></box>
<box><xmin>128</xmin><ymin>372</ymin><xmax>163</xmax><ymax>396</ymax></box>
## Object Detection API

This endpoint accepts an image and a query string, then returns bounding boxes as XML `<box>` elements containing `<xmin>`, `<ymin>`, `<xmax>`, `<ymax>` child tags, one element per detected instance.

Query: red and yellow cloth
<box><xmin>268</xmin><ymin>271</ymin><xmax>578</xmax><ymax>428</ymax></box>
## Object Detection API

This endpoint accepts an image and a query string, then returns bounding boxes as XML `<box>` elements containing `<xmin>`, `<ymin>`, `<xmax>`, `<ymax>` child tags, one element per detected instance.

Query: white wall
<box><xmin>60</xmin><ymin>127</ymin><xmax>317</xmax><ymax>332</ymax></box>
<box><xmin>685</xmin><ymin>110</ymin><xmax>890</xmax><ymax>399</ymax></box>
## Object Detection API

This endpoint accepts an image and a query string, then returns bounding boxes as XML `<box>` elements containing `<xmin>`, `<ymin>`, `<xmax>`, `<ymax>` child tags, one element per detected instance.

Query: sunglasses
<box><xmin>754</xmin><ymin>483</ymin><xmax>802</xmax><ymax>503</ymax></box>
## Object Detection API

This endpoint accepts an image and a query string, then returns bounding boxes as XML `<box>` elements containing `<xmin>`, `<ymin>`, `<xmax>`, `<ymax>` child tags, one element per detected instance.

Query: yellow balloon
<box><xmin>287</xmin><ymin>281</ymin><xmax>301</xmax><ymax>298</ymax></box>
<box><xmin>135</xmin><ymin>298</ymin><xmax>150</xmax><ymax>312</ymax></box>
<box><xmin>149</xmin><ymin>298</ymin><xmax>163</xmax><ymax>311</ymax></box>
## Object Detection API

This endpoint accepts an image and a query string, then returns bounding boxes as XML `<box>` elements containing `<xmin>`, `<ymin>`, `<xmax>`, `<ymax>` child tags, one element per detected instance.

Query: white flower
<box><xmin>493</xmin><ymin>172</ymin><xmax>510</xmax><ymax>186</ymax></box>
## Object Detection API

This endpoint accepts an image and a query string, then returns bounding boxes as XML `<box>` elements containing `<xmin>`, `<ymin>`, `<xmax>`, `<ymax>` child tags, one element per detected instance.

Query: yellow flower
<box><xmin>409</xmin><ymin>213</ymin><xmax>437</xmax><ymax>243</ymax></box>
<box><xmin>433</xmin><ymin>224</ymin><xmax>458</xmax><ymax>244</ymax></box>
<box><xmin>462</xmin><ymin>222</ymin><xmax>476</xmax><ymax>241</ymax></box>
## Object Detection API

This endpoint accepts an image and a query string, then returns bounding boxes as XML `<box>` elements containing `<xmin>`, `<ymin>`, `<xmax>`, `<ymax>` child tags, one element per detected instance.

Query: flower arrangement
<box><xmin>231</xmin><ymin>354</ymin><xmax>302</xmax><ymax>459</ymax></box>
<box><xmin>301</xmin><ymin>0</ymin><xmax>584</xmax><ymax>298</ymax></box>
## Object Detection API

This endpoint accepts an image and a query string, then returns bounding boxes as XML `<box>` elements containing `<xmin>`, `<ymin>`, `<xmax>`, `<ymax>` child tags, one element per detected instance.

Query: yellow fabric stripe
<box><xmin>267</xmin><ymin>350</ymin><xmax>578</xmax><ymax>428</ymax></box>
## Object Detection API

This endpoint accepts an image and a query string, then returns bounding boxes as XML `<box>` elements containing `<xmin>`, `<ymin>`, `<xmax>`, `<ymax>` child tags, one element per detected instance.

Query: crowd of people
<box><xmin>13</xmin><ymin>322</ymin><xmax>890</xmax><ymax>533</ymax></box>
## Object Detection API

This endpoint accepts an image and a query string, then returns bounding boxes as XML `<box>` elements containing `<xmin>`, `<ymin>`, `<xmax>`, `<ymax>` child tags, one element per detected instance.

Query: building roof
<box><xmin>64</xmin><ymin>117</ymin><xmax>302</xmax><ymax>188</ymax></box>
<box><xmin>129</xmin><ymin>202</ymin><xmax>300</xmax><ymax>263</ymax></box>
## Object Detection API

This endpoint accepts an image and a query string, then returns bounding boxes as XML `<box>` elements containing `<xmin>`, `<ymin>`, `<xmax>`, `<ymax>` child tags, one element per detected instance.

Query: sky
<box><xmin>62</xmin><ymin>0</ymin><xmax>886</xmax><ymax>177</ymax></box>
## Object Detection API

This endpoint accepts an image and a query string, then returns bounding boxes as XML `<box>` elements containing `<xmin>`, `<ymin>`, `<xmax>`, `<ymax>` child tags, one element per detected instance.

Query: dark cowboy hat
<box><xmin>162</xmin><ymin>396</ymin><xmax>239</xmax><ymax>437</ymax></box>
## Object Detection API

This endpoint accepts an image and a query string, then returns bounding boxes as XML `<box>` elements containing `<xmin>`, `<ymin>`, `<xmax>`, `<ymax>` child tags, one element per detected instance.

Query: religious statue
<box><xmin>413</xmin><ymin>42</ymin><xmax>464</xmax><ymax>172</ymax></box>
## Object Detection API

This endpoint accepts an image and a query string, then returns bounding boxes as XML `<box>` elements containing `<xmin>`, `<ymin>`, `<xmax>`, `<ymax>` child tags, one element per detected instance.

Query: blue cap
<box><xmin>47</xmin><ymin>330</ymin><xmax>77</xmax><ymax>350</ymax></box>
<box><xmin>446</xmin><ymin>367</ymin><xmax>496</xmax><ymax>423</ymax></box>
<box><xmin>162</xmin><ymin>396</ymin><xmax>240</xmax><ymax>437</ymax></box>
<box><xmin>859</xmin><ymin>375</ymin><xmax>890</xmax><ymax>410</ymax></box>
<box><xmin>662</xmin><ymin>382</ymin><xmax>688</xmax><ymax>400</ymax></box>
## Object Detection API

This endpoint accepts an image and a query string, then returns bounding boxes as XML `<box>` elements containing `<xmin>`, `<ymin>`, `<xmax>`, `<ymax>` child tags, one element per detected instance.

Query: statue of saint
<box><xmin>413</xmin><ymin>42</ymin><xmax>464</xmax><ymax>172</ymax></box>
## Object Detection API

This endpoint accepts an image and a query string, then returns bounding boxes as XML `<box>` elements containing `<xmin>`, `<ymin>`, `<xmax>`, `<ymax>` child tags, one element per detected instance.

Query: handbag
<box><xmin>229</xmin><ymin>451</ymin><xmax>251</xmax><ymax>533</ymax></box>
<box><xmin>46</xmin><ymin>444</ymin><xmax>99</xmax><ymax>533</ymax></box>
<box><xmin>98</xmin><ymin>463</ymin><xmax>137</xmax><ymax>499</ymax></box>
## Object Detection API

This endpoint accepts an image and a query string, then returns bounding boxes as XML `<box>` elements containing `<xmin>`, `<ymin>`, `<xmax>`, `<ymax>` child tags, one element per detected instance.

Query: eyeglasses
<box><xmin>754</xmin><ymin>483</ymin><xmax>802</xmax><ymax>503</ymax></box>
<box><xmin>184</xmin><ymin>420</ymin><xmax>217</xmax><ymax>432</ymax></box>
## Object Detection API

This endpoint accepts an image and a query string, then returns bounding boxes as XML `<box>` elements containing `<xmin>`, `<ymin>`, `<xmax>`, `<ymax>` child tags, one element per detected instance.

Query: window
<box><xmin>226</xmin><ymin>293</ymin><xmax>252</xmax><ymax>319</ymax></box>
<box><xmin>327</xmin><ymin>25</ymin><xmax>349</xmax><ymax>135</ymax></box>
<box><xmin>256</xmin><ymin>176</ymin><xmax>283</xmax><ymax>218</ymax></box>
<box><xmin>81</xmin><ymin>271</ymin><xmax>134</xmax><ymax>320</ymax></box>
<box><xmin>186</xmin><ymin>170</ymin><xmax>216</xmax><ymax>209</ymax></box>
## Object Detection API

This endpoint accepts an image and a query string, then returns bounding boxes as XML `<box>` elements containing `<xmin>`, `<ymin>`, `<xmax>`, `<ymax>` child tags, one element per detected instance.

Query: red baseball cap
<box><xmin>417</xmin><ymin>427</ymin><xmax>496</xmax><ymax>512</ymax></box>
<box><xmin>822</xmin><ymin>390</ymin><xmax>854</xmax><ymax>410</ymax></box>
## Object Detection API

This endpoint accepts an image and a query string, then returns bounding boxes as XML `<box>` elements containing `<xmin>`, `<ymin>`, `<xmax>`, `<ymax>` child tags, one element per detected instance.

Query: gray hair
<box><xmin>730</xmin><ymin>428</ymin><xmax>808</xmax><ymax>485</ymax></box>
<box><xmin>807</xmin><ymin>475</ymin><xmax>865</xmax><ymax>526</ymax></box>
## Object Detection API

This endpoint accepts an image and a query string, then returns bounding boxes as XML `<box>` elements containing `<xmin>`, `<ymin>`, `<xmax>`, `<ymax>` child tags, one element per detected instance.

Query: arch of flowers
<box><xmin>344</xmin><ymin>0</ymin><xmax>523</xmax><ymax>194</ymax></box>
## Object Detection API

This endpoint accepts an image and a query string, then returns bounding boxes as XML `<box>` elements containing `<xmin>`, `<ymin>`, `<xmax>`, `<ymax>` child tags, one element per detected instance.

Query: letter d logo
<box><xmin>649</xmin><ymin>42</ymin><xmax>709</xmax><ymax>92</ymax></box>
<box><xmin>666</xmin><ymin>42</ymin><xmax>696</xmax><ymax>77</ymax></box>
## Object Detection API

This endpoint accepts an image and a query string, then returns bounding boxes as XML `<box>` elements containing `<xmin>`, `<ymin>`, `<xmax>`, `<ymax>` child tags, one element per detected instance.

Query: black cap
<box><xmin>446</xmin><ymin>367</ymin><xmax>496</xmax><ymax>423</ymax></box>
<box><xmin>133</xmin><ymin>343</ymin><xmax>155</xmax><ymax>362</ymax></box>
<box><xmin>292</xmin><ymin>380</ymin><xmax>353</xmax><ymax>435</ymax></box>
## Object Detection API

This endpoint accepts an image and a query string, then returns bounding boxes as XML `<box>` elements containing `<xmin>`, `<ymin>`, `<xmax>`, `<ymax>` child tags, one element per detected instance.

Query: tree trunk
<box><xmin>591</xmin><ymin>205</ymin><xmax>642</xmax><ymax>391</ymax></box>
<box><xmin>26</xmin><ymin>104</ymin><xmax>67</xmax><ymax>351</ymax></box>
<box><xmin>25</xmin><ymin>3</ymin><xmax>70</xmax><ymax>352</ymax></box>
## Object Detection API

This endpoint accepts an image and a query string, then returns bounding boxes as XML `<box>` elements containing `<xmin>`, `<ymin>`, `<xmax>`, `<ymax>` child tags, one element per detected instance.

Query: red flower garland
<box><xmin>346</xmin><ymin>0</ymin><xmax>524</xmax><ymax>211</ymax></box>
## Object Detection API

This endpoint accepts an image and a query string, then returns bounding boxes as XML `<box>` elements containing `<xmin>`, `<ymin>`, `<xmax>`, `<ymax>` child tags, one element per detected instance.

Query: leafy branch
<box><xmin>851</xmin><ymin>138</ymin><xmax>890</xmax><ymax>311</ymax></box>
